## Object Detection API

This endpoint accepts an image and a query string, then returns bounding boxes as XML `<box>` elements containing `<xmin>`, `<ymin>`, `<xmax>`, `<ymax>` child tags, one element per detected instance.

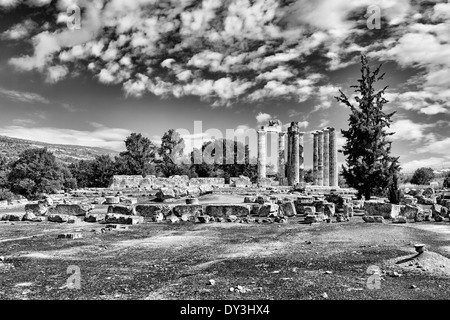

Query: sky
<box><xmin>0</xmin><ymin>0</ymin><xmax>449</xmax><ymax>172</ymax></box>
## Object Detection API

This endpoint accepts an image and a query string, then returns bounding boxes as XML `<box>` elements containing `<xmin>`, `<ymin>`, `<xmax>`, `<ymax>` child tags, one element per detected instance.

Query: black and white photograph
<box><xmin>0</xmin><ymin>0</ymin><xmax>449</xmax><ymax>307</ymax></box>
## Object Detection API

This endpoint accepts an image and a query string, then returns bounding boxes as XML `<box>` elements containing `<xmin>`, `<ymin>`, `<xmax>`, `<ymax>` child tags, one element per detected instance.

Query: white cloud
<box><xmin>402</xmin><ymin>157</ymin><xmax>450</xmax><ymax>172</ymax></box>
<box><xmin>0</xmin><ymin>122</ymin><xmax>131</xmax><ymax>151</ymax></box>
<box><xmin>0</xmin><ymin>87</ymin><xmax>50</xmax><ymax>104</ymax></box>
<box><xmin>389</xmin><ymin>119</ymin><xmax>434</xmax><ymax>142</ymax></box>
<box><xmin>256</xmin><ymin>112</ymin><xmax>272</xmax><ymax>124</ymax></box>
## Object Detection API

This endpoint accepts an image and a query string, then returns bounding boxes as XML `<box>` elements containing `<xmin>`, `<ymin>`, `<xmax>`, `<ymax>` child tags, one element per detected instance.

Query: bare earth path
<box><xmin>1</xmin><ymin>216</ymin><xmax>449</xmax><ymax>300</ymax></box>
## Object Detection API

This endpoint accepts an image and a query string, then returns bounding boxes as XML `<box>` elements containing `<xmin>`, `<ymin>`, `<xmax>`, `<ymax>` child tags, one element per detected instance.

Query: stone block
<box><xmin>107</xmin><ymin>205</ymin><xmax>136</xmax><ymax>216</ymax></box>
<box><xmin>205</xmin><ymin>205</ymin><xmax>250</xmax><ymax>217</ymax></box>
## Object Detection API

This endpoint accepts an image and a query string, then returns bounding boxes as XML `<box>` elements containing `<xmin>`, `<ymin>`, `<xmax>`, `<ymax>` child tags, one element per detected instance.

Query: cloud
<box><xmin>418</xmin><ymin>137</ymin><xmax>450</xmax><ymax>155</ymax></box>
<box><xmin>402</xmin><ymin>157</ymin><xmax>450</xmax><ymax>172</ymax></box>
<box><xmin>389</xmin><ymin>119</ymin><xmax>434</xmax><ymax>143</ymax></box>
<box><xmin>1</xmin><ymin>19</ymin><xmax>37</xmax><ymax>40</ymax></box>
<box><xmin>0</xmin><ymin>87</ymin><xmax>50</xmax><ymax>104</ymax></box>
<box><xmin>0</xmin><ymin>122</ymin><xmax>132</xmax><ymax>151</ymax></box>
<box><xmin>256</xmin><ymin>112</ymin><xmax>272</xmax><ymax>124</ymax></box>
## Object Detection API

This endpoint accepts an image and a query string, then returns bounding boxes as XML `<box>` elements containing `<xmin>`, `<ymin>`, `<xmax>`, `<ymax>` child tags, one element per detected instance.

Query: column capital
<box><xmin>257</xmin><ymin>129</ymin><xmax>267</xmax><ymax>135</ymax></box>
<box><xmin>279</xmin><ymin>131</ymin><xmax>287</xmax><ymax>137</ymax></box>
<box><xmin>327</xmin><ymin>127</ymin><xmax>336</xmax><ymax>132</ymax></box>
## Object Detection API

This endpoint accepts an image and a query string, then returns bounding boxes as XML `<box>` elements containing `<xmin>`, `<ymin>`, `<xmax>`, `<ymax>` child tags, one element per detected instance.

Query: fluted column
<box><xmin>317</xmin><ymin>131</ymin><xmax>324</xmax><ymax>186</ymax></box>
<box><xmin>299</xmin><ymin>132</ymin><xmax>305</xmax><ymax>183</ymax></box>
<box><xmin>323</xmin><ymin>128</ymin><xmax>330</xmax><ymax>187</ymax></box>
<box><xmin>278</xmin><ymin>132</ymin><xmax>286</xmax><ymax>181</ymax></box>
<box><xmin>286</xmin><ymin>130</ymin><xmax>292</xmax><ymax>184</ymax></box>
<box><xmin>257</xmin><ymin>130</ymin><xmax>267</xmax><ymax>180</ymax></box>
<box><xmin>292</xmin><ymin>128</ymin><xmax>300</xmax><ymax>185</ymax></box>
<box><xmin>329</xmin><ymin>127</ymin><xmax>338</xmax><ymax>187</ymax></box>
<box><xmin>313</xmin><ymin>131</ymin><xmax>319</xmax><ymax>185</ymax></box>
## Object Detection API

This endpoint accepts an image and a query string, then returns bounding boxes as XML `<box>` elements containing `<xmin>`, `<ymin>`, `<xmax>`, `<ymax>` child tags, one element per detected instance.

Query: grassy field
<box><xmin>1</xmin><ymin>215</ymin><xmax>450</xmax><ymax>300</ymax></box>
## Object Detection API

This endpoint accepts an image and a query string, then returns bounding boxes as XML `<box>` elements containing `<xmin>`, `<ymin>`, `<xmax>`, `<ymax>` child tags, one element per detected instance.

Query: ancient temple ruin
<box><xmin>257</xmin><ymin>121</ymin><xmax>338</xmax><ymax>187</ymax></box>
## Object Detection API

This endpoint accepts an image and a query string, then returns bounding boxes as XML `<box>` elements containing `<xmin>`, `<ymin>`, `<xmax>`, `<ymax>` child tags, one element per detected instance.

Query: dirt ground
<box><xmin>1</xmin><ymin>207</ymin><xmax>450</xmax><ymax>300</ymax></box>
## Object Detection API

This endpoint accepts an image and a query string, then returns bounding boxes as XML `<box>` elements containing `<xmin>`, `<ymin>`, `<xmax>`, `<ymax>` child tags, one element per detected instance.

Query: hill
<box><xmin>0</xmin><ymin>135</ymin><xmax>119</xmax><ymax>164</ymax></box>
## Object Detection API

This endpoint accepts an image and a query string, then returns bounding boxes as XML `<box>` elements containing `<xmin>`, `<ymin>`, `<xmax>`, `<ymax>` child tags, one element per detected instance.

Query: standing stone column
<box><xmin>317</xmin><ymin>130</ymin><xmax>324</xmax><ymax>186</ymax></box>
<box><xmin>323</xmin><ymin>129</ymin><xmax>330</xmax><ymax>187</ymax></box>
<box><xmin>292</xmin><ymin>127</ymin><xmax>300</xmax><ymax>185</ymax></box>
<box><xmin>257</xmin><ymin>130</ymin><xmax>267</xmax><ymax>180</ymax></box>
<box><xmin>313</xmin><ymin>131</ymin><xmax>319</xmax><ymax>185</ymax></box>
<box><xmin>278</xmin><ymin>132</ymin><xmax>286</xmax><ymax>182</ymax></box>
<box><xmin>286</xmin><ymin>129</ymin><xmax>292</xmax><ymax>184</ymax></box>
<box><xmin>299</xmin><ymin>132</ymin><xmax>305</xmax><ymax>183</ymax></box>
<box><xmin>329</xmin><ymin>127</ymin><xmax>338</xmax><ymax>187</ymax></box>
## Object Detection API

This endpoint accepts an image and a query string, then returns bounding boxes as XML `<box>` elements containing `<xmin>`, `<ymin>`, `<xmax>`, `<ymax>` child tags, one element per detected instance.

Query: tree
<box><xmin>443</xmin><ymin>173</ymin><xmax>450</xmax><ymax>189</ymax></box>
<box><xmin>0</xmin><ymin>155</ymin><xmax>10</xmax><ymax>191</ymax></box>
<box><xmin>69</xmin><ymin>155</ymin><xmax>116</xmax><ymax>188</ymax></box>
<box><xmin>8</xmin><ymin>148</ymin><xmax>76</xmax><ymax>199</ymax></box>
<box><xmin>116</xmin><ymin>133</ymin><xmax>157</xmax><ymax>176</ymax></box>
<box><xmin>336</xmin><ymin>55</ymin><xmax>400</xmax><ymax>200</ymax></box>
<box><xmin>157</xmin><ymin>129</ymin><xmax>191</xmax><ymax>177</ymax></box>
<box><xmin>410</xmin><ymin>167</ymin><xmax>435</xmax><ymax>185</ymax></box>
<box><xmin>304</xmin><ymin>169</ymin><xmax>314</xmax><ymax>183</ymax></box>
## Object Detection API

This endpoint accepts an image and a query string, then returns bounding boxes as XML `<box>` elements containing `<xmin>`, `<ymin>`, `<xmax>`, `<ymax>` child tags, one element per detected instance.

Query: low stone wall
<box><xmin>189</xmin><ymin>178</ymin><xmax>225</xmax><ymax>187</ymax></box>
<box><xmin>110</xmin><ymin>175</ymin><xmax>190</xmax><ymax>190</ymax></box>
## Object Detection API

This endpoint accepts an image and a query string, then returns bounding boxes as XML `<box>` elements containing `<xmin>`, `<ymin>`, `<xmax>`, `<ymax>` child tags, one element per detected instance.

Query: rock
<box><xmin>434</xmin><ymin>215</ymin><xmax>444</xmax><ymax>222</ymax></box>
<box><xmin>120</xmin><ymin>197</ymin><xmax>138</xmax><ymax>205</ymax></box>
<box><xmin>152</xmin><ymin>211</ymin><xmax>165</xmax><ymax>222</ymax></box>
<box><xmin>227</xmin><ymin>215</ymin><xmax>238</xmax><ymax>223</ymax></box>
<box><xmin>105</xmin><ymin>214</ymin><xmax>144</xmax><ymax>225</ymax></box>
<box><xmin>323</xmin><ymin>203</ymin><xmax>335</xmax><ymax>217</ymax></box>
<box><xmin>156</xmin><ymin>188</ymin><xmax>177</xmax><ymax>201</ymax></box>
<box><xmin>208</xmin><ymin>279</ymin><xmax>216</xmax><ymax>286</ymax></box>
<box><xmin>278</xmin><ymin>201</ymin><xmax>296</xmax><ymax>217</ymax></box>
<box><xmin>400</xmin><ymin>205</ymin><xmax>423</xmax><ymax>221</ymax></box>
<box><xmin>392</xmin><ymin>216</ymin><xmax>407</xmax><ymax>224</ymax></box>
<box><xmin>107</xmin><ymin>205</ymin><xmax>136</xmax><ymax>216</ymax></box>
<box><xmin>197</xmin><ymin>215</ymin><xmax>211</xmax><ymax>223</ymax></box>
<box><xmin>321</xmin><ymin>292</ymin><xmax>329</xmax><ymax>299</ymax></box>
<box><xmin>343</xmin><ymin>203</ymin><xmax>354</xmax><ymax>217</ymax></box>
<box><xmin>22</xmin><ymin>212</ymin><xmax>36</xmax><ymax>221</ymax></box>
<box><xmin>186</xmin><ymin>198</ymin><xmax>199</xmax><ymax>205</ymax></box>
<box><xmin>244</xmin><ymin>196</ymin><xmax>256</xmax><ymax>203</ymax></box>
<box><xmin>48</xmin><ymin>214</ymin><xmax>71</xmax><ymax>223</ymax></box>
<box><xmin>48</xmin><ymin>204</ymin><xmax>92</xmax><ymax>216</ymax></box>
<box><xmin>25</xmin><ymin>203</ymin><xmax>48</xmax><ymax>216</ymax></box>
<box><xmin>2</xmin><ymin>213</ymin><xmax>25</xmax><ymax>221</ymax></box>
<box><xmin>93</xmin><ymin>197</ymin><xmax>106</xmax><ymax>205</ymax></box>
<box><xmin>303</xmin><ymin>206</ymin><xmax>316</xmax><ymax>215</ymax></box>
<box><xmin>432</xmin><ymin>204</ymin><xmax>448</xmax><ymax>218</ymax></box>
<box><xmin>84</xmin><ymin>213</ymin><xmax>106</xmax><ymax>223</ymax></box>
<box><xmin>258</xmin><ymin>203</ymin><xmax>279</xmax><ymax>217</ymax></box>
<box><xmin>231</xmin><ymin>176</ymin><xmax>251</xmax><ymax>187</ymax></box>
<box><xmin>363</xmin><ymin>216</ymin><xmax>385</xmax><ymax>223</ymax></box>
<box><xmin>205</xmin><ymin>205</ymin><xmax>250</xmax><ymax>217</ymax></box>
<box><xmin>172</xmin><ymin>205</ymin><xmax>202</xmax><ymax>219</ymax></box>
<box><xmin>57</xmin><ymin>233</ymin><xmax>82</xmax><ymax>239</ymax></box>
<box><xmin>167</xmin><ymin>215</ymin><xmax>180</xmax><ymax>224</ymax></box>
<box><xmin>256</xmin><ymin>195</ymin><xmax>270</xmax><ymax>204</ymax></box>
<box><xmin>135</xmin><ymin>204</ymin><xmax>171</xmax><ymax>218</ymax></box>
<box><xmin>275</xmin><ymin>216</ymin><xmax>288</xmax><ymax>224</ymax></box>
<box><xmin>105</xmin><ymin>196</ymin><xmax>120</xmax><ymax>204</ymax></box>
<box><xmin>304</xmin><ymin>214</ymin><xmax>323</xmax><ymax>223</ymax></box>
<box><xmin>364</xmin><ymin>201</ymin><xmax>401</xmax><ymax>219</ymax></box>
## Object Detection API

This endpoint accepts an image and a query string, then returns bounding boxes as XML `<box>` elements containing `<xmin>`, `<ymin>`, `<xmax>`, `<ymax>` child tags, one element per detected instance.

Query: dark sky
<box><xmin>0</xmin><ymin>0</ymin><xmax>449</xmax><ymax>172</ymax></box>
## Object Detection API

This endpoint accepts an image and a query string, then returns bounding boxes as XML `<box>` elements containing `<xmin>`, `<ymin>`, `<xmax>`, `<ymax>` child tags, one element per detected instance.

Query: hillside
<box><xmin>0</xmin><ymin>135</ymin><xmax>119</xmax><ymax>164</ymax></box>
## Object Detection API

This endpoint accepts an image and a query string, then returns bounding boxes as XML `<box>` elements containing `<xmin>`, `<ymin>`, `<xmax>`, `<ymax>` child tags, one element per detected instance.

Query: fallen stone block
<box><xmin>258</xmin><ymin>203</ymin><xmax>279</xmax><ymax>217</ymax></box>
<box><xmin>189</xmin><ymin>177</ymin><xmax>225</xmax><ymax>187</ymax></box>
<box><xmin>400</xmin><ymin>204</ymin><xmax>423</xmax><ymax>221</ymax></box>
<box><xmin>186</xmin><ymin>198</ymin><xmax>199</xmax><ymax>205</ymax></box>
<box><xmin>22</xmin><ymin>212</ymin><xmax>36</xmax><ymax>221</ymax></box>
<box><xmin>197</xmin><ymin>215</ymin><xmax>211</xmax><ymax>223</ymax></box>
<box><xmin>2</xmin><ymin>213</ymin><xmax>25</xmax><ymax>221</ymax></box>
<box><xmin>48</xmin><ymin>204</ymin><xmax>92</xmax><ymax>216</ymax></box>
<box><xmin>105</xmin><ymin>196</ymin><xmax>120</xmax><ymax>204</ymax></box>
<box><xmin>105</xmin><ymin>214</ymin><xmax>144</xmax><ymax>225</ymax></box>
<box><xmin>48</xmin><ymin>214</ymin><xmax>76</xmax><ymax>223</ymax></box>
<box><xmin>105</xmin><ymin>224</ymin><xmax>129</xmax><ymax>230</ymax></box>
<box><xmin>107</xmin><ymin>205</ymin><xmax>136</xmax><ymax>216</ymax></box>
<box><xmin>25</xmin><ymin>203</ymin><xmax>48</xmax><ymax>216</ymax></box>
<box><xmin>135</xmin><ymin>204</ymin><xmax>171</xmax><ymax>218</ymax></box>
<box><xmin>303</xmin><ymin>206</ymin><xmax>316</xmax><ymax>215</ymax></box>
<box><xmin>84</xmin><ymin>213</ymin><xmax>107</xmax><ymax>223</ymax></box>
<box><xmin>227</xmin><ymin>215</ymin><xmax>238</xmax><ymax>223</ymax></box>
<box><xmin>304</xmin><ymin>214</ymin><xmax>323</xmax><ymax>223</ymax></box>
<box><xmin>392</xmin><ymin>216</ymin><xmax>407</xmax><ymax>224</ymax></box>
<box><xmin>205</xmin><ymin>205</ymin><xmax>250</xmax><ymax>217</ymax></box>
<box><xmin>32</xmin><ymin>216</ymin><xmax>47</xmax><ymax>222</ymax></box>
<box><xmin>364</xmin><ymin>201</ymin><xmax>401</xmax><ymax>219</ymax></box>
<box><xmin>153</xmin><ymin>211</ymin><xmax>165</xmax><ymax>222</ymax></box>
<box><xmin>363</xmin><ymin>216</ymin><xmax>385</xmax><ymax>223</ymax></box>
<box><xmin>230</xmin><ymin>176</ymin><xmax>251</xmax><ymax>187</ymax></box>
<box><xmin>172</xmin><ymin>205</ymin><xmax>202</xmax><ymax>219</ymax></box>
<box><xmin>156</xmin><ymin>188</ymin><xmax>177</xmax><ymax>201</ymax></box>
<box><xmin>324</xmin><ymin>203</ymin><xmax>335</xmax><ymax>217</ymax></box>
<box><xmin>57</xmin><ymin>233</ymin><xmax>82</xmax><ymax>239</ymax></box>
<box><xmin>432</xmin><ymin>204</ymin><xmax>449</xmax><ymax>218</ymax></box>
<box><xmin>278</xmin><ymin>201</ymin><xmax>296</xmax><ymax>217</ymax></box>
<box><xmin>120</xmin><ymin>197</ymin><xmax>138</xmax><ymax>205</ymax></box>
<box><xmin>244</xmin><ymin>196</ymin><xmax>256</xmax><ymax>203</ymax></box>
<box><xmin>256</xmin><ymin>195</ymin><xmax>270</xmax><ymax>204</ymax></box>
<box><xmin>434</xmin><ymin>215</ymin><xmax>444</xmax><ymax>222</ymax></box>
<box><xmin>93</xmin><ymin>197</ymin><xmax>106</xmax><ymax>205</ymax></box>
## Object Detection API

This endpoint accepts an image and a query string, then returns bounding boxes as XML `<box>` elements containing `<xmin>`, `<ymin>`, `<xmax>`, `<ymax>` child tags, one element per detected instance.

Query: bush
<box><xmin>444</xmin><ymin>174</ymin><xmax>450</xmax><ymax>189</ymax></box>
<box><xmin>410</xmin><ymin>167</ymin><xmax>435</xmax><ymax>185</ymax></box>
<box><xmin>0</xmin><ymin>190</ymin><xmax>15</xmax><ymax>202</ymax></box>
